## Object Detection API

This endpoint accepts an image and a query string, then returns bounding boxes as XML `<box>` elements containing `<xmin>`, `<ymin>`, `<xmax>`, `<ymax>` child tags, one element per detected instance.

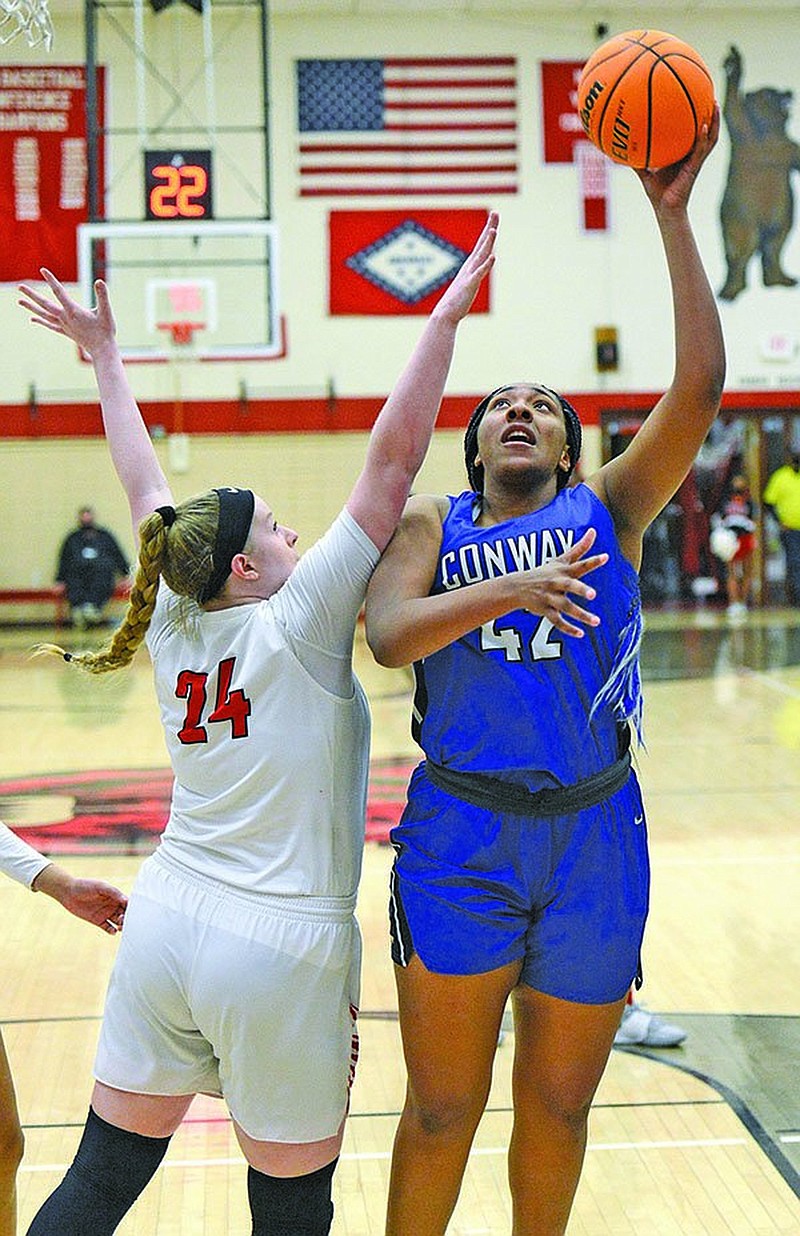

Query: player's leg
<box><xmin>0</xmin><ymin>1031</ymin><xmax>23</xmax><ymax>1236</ymax></box>
<box><xmin>234</xmin><ymin>1122</ymin><xmax>344</xmax><ymax>1236</ymax></box>
<box><xmin>508</xmin><ymin>986</ymin><xmax>624</xmax><ymax>1235</ymax></box>
<box><xmin>385</xmin><ymin>774</ymin><xmax>530</xmax><ymax>1234</ymax></box>
<box><xmin>26</xmin><ymin>1087</ymin><xmax>191</xmax><ymax>1234</ymax></box>
<box><xmin>196</xmin><ymin>887</ymin><xmax>361</xmax><ymax>1236</ymax></box>
<box><xmin>386</xmin><ymin>954</ymin><xmax>520</xmax><ymax>1236</ymax></box>
<box><xmin>507</xmin><ymin>777</ymin><xmax>649</xmax><ymax>1234</ymax></box>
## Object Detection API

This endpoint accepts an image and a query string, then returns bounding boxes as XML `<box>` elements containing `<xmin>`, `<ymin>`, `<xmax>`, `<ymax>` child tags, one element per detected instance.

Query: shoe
<box><xmin>726</xmin><ymin>601</ymin><xmax>747</xmax><ymax>622</ymax></box>
<box><xmin>614</xmin><ymin>1002</ymin><xmax>687</xmax><ymax>1047</ymax></box>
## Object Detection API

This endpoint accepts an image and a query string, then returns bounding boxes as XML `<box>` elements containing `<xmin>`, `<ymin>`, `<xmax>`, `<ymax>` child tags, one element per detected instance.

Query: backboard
<box><xmin>77</xmin><ymin>220</ymin><xmax>282</xmax><ymax>363</ymax></box>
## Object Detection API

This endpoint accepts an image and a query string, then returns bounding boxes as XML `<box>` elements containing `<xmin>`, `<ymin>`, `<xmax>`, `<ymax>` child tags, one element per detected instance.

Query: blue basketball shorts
<box><xmin>388</xmin><ymin>763</ymin><xmax>650</xmax><ymax>1004</ymax></box>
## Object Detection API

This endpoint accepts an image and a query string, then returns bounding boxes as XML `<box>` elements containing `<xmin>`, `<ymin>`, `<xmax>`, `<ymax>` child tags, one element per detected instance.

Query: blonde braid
<box><xmin>35</xmin><ymin>513</ymin><xmax>169</xmax><ymax>674</ymax></box>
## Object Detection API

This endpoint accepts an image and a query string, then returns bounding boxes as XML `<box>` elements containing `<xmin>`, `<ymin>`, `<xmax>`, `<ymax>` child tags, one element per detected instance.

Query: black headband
<box><xmin>464</xmin><ymin>383</ymin><xmax>582</xmax><ymax>494</ymax></box>
<box><xmin>156</xmin><ymin>505</ymin><xmax>176</xmax><ymax>528</ymax></box>
<box><xmin>197</xmin><ymin>487</ymin><xmax>256</xmax><ymax>605</ymax></box>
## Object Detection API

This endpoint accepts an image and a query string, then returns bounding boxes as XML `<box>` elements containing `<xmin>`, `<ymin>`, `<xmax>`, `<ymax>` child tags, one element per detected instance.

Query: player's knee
<box><xmin>247</xmin><ymin>1159</ymin><xmax>337</xmax><ymax>1235</ymax></box>
<box><xmin>536</xmin><ymin>1072</ymin><xmax>597</xmax><ymax>1129</ymax></box>
<box><xmin>407</xmin><ymin>1083</ymin><xmax>486</xmax><ymax>1139</ymax></box>
<box><xmin>0</xmin><ymin>1115</ymin><xmax>24</xmax><ymax>1179</ymax></box>
<box><xmin>26</xmin><ymin>1108</ymin><xmax>171</xmax><ymax>1235</ymax></box>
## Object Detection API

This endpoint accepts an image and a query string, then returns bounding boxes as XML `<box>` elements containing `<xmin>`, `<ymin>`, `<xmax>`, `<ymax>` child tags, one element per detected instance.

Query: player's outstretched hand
<box><xmin>432</xmin><ymin>211</ymin><xmax>498</xmax><ymax>326</ymax></box>
<box><xmin>514</xmin><ymin>527</ymin><xmax>609</xmax><ymax>638</ymax></box>
<box><xmin>18</xmin><ymin>269</ymin><xmax>116</xmax><ymax>358</ymax></box>
<box><xmin>33</xmin><ymin>864</ymin><xmax>127</xmax><ymax>934</ymax></box>
<box><xmin>636</xmin><ymin>102</ymin><xmax>720</xmax><ymax>212</ymax></box>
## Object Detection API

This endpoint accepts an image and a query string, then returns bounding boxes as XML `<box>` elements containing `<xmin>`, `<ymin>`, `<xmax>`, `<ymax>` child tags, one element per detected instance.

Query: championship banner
<box><xmin>575</xmin><ymin>140</ymin><xmax>610</xmax><ymax>232</ymax></box>
<box><xmin>0</xmin><ymin>64</ymin><xmax>105</xmax><ymax>283</ymax></box>
<box><xmin>329</xmin><ymin>209</ymin><xmax>490</xmax><ymax>315</ymax></box>
<box><xmin>540</xmin><ymin>60</ymin><xmax>585</xmax><ymax>164</ymax></box>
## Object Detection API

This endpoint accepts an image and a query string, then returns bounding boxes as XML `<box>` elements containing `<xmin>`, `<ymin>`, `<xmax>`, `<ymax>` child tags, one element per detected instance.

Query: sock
<box><xmin>26</xmin><ymin>1107</ymin><xmax>171</xmax><ymax>1235</ymax></box>
<box><xmin>247</xmin><ymin>1158</ymin><xmax>338</xmax><ymax>1236</ymax></box>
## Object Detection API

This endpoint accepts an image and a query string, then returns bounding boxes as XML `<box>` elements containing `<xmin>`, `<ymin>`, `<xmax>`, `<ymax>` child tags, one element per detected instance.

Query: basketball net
<box><xmin>156</xmin><ymin>320</ymin><xmax>205</xmax><ymax>360</ymax></box>
<box><xmin>0</xmin><ymin>0</ymin><xmax>54</xmax><ymax>49</ymax></box>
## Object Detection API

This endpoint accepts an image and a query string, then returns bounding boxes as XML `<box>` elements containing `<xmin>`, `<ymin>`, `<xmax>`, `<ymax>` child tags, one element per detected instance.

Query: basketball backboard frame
<box><xmin>77</xmin><ymin>220</ymin><xmax>282</xmax><ymax>363</ymax></box>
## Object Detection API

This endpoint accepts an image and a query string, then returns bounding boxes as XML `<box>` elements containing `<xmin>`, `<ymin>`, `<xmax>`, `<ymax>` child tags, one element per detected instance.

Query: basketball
<box><xmin>577</xmin><ymin>29</ymin><xmax>715</xmax><ymax>169</ymax></box>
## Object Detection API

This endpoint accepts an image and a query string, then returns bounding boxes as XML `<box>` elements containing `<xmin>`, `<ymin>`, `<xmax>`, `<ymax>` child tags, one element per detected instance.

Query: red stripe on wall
<box><xmin>4</xmin><ymin>390</ymin><xmax>797</xmax><ymax>441</ymax></box>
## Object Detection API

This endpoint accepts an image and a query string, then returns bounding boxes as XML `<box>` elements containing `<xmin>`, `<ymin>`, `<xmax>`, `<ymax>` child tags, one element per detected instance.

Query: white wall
<box><xmin>2</xmin><ymin>4</ymin><xmax>799</xmax><ymax>406</ymax></box>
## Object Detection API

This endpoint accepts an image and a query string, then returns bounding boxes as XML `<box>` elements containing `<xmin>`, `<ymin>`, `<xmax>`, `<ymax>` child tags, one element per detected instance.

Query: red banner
<box><xmin>540</xmin><ymin>60</ymin><xmax>585</xmax><ymax>164</ymax></box>
<box><xmin>0</xmin><ymin>64</ymin><xmax>104</xmax><ymax>283</ymax></box>
<box><xmin>329</xmin><ymin>208</ymin><xmax>490</xmax><ymax>315</ymax></box>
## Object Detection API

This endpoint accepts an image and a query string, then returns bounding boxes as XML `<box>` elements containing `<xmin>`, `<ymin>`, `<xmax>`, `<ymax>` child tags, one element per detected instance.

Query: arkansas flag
<box><xmin>330</xmin><ymin>209</ymin><xmax>491</xmax><ymax>315</ymax></box>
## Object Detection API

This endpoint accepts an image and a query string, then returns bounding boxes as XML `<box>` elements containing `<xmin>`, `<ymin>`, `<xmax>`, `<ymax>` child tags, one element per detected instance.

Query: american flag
<box><xmin>296</xmin><ymin>57</ymin><xmax>518</xmax><ymax>197</ymax></box>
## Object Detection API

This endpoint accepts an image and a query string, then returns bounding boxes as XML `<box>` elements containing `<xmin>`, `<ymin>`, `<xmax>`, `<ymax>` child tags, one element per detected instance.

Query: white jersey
<box><xmin>0</xmin><ymin>821</ymin><xmax>50</xmax><ymax>888</ymax></box>
<box><xmin>145</xmin><ymin>508</ymin><xmax>380</xmax><ymax>897</ymax></box>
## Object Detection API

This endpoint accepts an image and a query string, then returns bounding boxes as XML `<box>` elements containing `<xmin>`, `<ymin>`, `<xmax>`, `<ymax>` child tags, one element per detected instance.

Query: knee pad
<box><xmin>247</xmin><ymin>1158</ymin><xmax>337</xmax><ymax>1236</ymax></box>
<box><xmin>26</xmin><ymin>1107</ymin><xmax>170</xmax><ymax>1235</ymax></box>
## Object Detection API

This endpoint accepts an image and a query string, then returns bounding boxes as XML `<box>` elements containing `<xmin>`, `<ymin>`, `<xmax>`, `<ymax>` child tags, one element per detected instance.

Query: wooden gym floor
<box><xmin>1</xmin><ymin>608</ymin><xmax>799</xmax><ymax>1234</ymax></box>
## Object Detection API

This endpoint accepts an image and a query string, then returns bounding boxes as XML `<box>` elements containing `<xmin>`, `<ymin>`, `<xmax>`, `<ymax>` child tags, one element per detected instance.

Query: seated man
<box><xmin>56</xmin><ymin>506</ymin><xmax>129</xmax><ymax>628</ymax></box>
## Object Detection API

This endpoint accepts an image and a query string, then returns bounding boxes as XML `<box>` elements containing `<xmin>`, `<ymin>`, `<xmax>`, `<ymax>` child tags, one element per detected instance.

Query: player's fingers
<box><xmin>27</xmin><ymin>315</ymin><xmax>66</xmax><ymax>335</ymax></box>
<box><xmin>569</xmin><ymin>551</ymin><xmax>609</xmax><ymax>578</ymax></box>
<box><xmin>94</xmin><ymin>279</ymin><xmax>111</xmax><ymax>311</ymax></box>
<box><xmin>40</xmin><ymin>267</ymin><xmax>73</xmax><ymax>305</ymax></box>
<box><xmin>564</xmin><ymin>527</ymin><xmax>597</xmax><ymax>559</ymax></box>
<box><xmin>18</xmin><ymin>287</ymin><xmax>58</xmax><ymax>315</ymax></box>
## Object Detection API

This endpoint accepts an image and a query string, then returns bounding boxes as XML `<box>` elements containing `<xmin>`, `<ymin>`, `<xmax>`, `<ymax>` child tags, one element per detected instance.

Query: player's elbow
<box><xmin>365</xmin><ymin>616</ymin><xmax>408</xmax><ymax>668</ymax></box>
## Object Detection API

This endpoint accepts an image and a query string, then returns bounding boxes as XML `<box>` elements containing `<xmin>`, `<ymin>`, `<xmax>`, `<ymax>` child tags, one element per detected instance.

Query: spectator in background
<box><xmin>56</xmin><ymin>507</ymin><xmax>129</xmax><ymax>629</ymax></box>
<box><xmin>613</xmin><ymin>987</ymin><xmax>686</xmax><ymax>1048</ymax></box>
<box><xmin>716</xmin><ymin>472</ymin><xmax>758</xmax><ymax>619</ymax></box>
<box><xmin>763</xmin><ymin>453</ymin><xmax>800</xmax><ymax>605</ymax></box>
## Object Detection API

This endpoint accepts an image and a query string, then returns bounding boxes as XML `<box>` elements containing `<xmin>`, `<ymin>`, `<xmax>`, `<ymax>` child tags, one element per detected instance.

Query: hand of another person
<box><xmin>18</xmin><ymin>270</ymin><xmax>116</xmax><ymax>359</ymax></box>
<box><xmin>33</xmin><ymin>865</ymin><xmax>127</xmax><ymax>934</ymax></box>
<box><xmin>432</xmin><ymin>211</ymin><xmax>498</xmax><ymax>326</ymax></box>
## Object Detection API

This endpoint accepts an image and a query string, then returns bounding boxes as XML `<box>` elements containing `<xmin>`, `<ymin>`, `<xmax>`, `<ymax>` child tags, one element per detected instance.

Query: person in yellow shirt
<box><xmin>763</xmin><ymin>452</ymin><xmax>800</xmax><ymax>605</ymax></box>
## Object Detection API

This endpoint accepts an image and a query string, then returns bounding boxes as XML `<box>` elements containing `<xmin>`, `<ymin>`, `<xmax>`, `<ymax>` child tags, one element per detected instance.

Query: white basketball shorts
<box><xmin>94</xmin><ymin>851</ymin><xmax>361</xmax><ymax>1142</ymax></box>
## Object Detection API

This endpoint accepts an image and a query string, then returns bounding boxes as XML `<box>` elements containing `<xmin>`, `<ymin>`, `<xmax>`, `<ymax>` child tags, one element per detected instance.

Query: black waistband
<box><xmin>425</xmin><ymin>749</ymin><xmax>632</xmax><ymax>818</ymax></box>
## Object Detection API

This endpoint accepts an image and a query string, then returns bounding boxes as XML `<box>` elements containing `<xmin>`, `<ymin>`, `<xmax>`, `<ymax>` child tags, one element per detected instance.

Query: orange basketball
<box><xmin>577</xmin><ymin>29</ymin><xmax>715</xmax><ymax>169</ymax></box>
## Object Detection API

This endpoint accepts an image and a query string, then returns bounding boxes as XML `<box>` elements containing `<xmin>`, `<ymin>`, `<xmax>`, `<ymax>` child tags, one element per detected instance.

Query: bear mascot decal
<box><xmin>719</xmin><ymin>45</ymin><xmax>800</xmax><ymax>301</ymax></box>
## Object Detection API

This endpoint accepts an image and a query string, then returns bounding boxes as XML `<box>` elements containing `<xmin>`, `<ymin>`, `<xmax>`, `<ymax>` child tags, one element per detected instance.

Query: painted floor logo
<box><xmin>0</xmin><ymin>758</ymin><xmax>415</xmax><ymax>852</ymax></box>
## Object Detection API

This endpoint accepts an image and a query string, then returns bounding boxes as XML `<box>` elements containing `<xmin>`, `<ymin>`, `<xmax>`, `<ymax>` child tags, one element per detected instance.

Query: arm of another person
<box><xmin>346</xmin><ymin>213</ymin><xmax>498</xmax><ymax>554</ymax></box>
<box><xmin>17</xmin><ymin>274</ymin><xmax>173</xmax><ymax>543</ymax></box>
<box><xmin>0</xmin><ymin>822</ymin><xmax>126</xmax><ymax>934</ymax></box>
<box><xmin>587</xmin><ymin>108</ymin><xmax>726</xmax><ymax>568</ymax></box>
<box><xmin>366</xmin><ymin>495</ymin><xmax>608</xmax><ymax>667</ymax></box>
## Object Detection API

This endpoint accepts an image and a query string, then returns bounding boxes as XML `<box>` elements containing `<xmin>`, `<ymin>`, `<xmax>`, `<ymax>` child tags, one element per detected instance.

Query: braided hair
<box><xmin>463</xmin><ymin>383</ymin><xmax>582</xmax><ymax>495</ymax></box>
<box><xmin>36</xmin><ymin>492</ymin><xmax>223</xmax><ymax>674</ymax></box>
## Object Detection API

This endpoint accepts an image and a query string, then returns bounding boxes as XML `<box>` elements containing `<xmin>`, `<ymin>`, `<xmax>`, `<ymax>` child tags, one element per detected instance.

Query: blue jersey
<box><xmin>411</xmin><ymin>484</ymin><xmax>642</xmax><ymax>791</ymax></box>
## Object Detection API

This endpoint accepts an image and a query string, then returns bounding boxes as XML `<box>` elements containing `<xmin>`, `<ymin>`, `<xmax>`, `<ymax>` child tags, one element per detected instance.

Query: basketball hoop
<box><xmin>158</xmin><ymin>321</ymin><xmax>203</xmax><ymax>347</ymax></box>
<box><xmin>0</xmin><ymin>0</ymin><xmax>54</xmax><ymax>49</ymax></box>
<box><xmin>156</xmin><ymin>320</ymin><xmax>206</xmax><ymax>356</ymax></box>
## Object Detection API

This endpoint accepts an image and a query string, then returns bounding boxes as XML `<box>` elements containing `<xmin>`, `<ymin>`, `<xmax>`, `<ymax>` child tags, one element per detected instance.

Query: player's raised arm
<box><xmin>17</xmin><ymin>271</ymin><xmax>172</xmax><ymax>540</ymax></box>
<box><xmin>346</xmin><ymin>212</ymin><xmax>498</xmax><ymax>553</ymax></box>
<box><xmin>590</xmin><ymin>108</ymin><xmax>726</xmax><ymax>564</ymax></box>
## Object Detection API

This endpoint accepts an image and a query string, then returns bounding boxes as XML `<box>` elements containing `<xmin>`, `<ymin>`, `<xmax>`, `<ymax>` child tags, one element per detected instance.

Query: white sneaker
<box><xmin>614</xmin><ymin>1002</ymin><xmax>687</xmax><ymax>1047</ymax></box>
